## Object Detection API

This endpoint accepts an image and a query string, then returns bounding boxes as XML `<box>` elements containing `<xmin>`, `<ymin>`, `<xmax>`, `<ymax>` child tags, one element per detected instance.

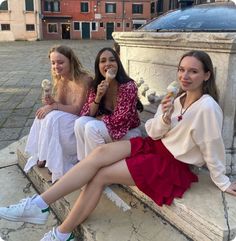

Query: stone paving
<box><xmin>0</xmin><ymin>40</ymin><xmax>112</xmax><ymax>241</ymax></box>
<box><xmin>0</xmin><ymin>40</ymin><xmax>112</xmax><ymax>150</ymax></box>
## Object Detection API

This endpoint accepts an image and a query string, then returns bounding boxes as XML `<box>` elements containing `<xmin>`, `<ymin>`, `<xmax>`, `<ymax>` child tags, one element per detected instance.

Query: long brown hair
<box><xmin>177</xmin><ymin>50</ymin><xmax>219</xmax><ymax>102</ymax></box>
<box><xmin>94</xmin><ymin>47</ymin><xmax>143</xmax><ymax>112</ymax></box>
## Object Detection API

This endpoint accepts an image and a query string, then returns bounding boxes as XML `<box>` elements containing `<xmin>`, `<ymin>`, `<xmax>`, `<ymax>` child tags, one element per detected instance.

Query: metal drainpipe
<box><xmin>122</xmin><ymin>0</ymin><xmax>125</xmax><ymax>31</ymax></box>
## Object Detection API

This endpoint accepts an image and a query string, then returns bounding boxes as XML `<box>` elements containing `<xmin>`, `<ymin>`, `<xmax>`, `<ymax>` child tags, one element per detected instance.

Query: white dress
<box><xmin>24</xmin><ymin>110</ymin><xmax>79</xmax><ymax>183</ymax></box>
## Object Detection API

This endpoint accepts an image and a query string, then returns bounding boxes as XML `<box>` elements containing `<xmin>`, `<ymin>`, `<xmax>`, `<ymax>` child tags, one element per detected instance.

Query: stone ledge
<box><xmin>17</xmin><ymin>150</ymin><xmax>189</xmax><ymax>241</ymax></box>
<box><xmin>123</xmin><ymin>172</ymin><xmax>236</xmax><ymax>241</ymax></box>
<box><xmin>17</xmin><ymin>147</ymin><xmax>236</xmax><ymax>241</ymax></box>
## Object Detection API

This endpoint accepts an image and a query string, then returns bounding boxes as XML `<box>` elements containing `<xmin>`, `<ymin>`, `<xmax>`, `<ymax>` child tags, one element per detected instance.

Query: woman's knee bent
<box><xmin>74</xmin><ymin>116</ymin><xmax>93</xmax><ymax>134</ymax></box>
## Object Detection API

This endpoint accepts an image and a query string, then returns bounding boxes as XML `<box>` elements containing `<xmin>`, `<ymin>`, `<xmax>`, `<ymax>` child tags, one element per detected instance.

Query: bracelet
<box><xmin>94</xmin><ymin>100</ymin><xmax>100</xmax><ymax>105</ymax></box>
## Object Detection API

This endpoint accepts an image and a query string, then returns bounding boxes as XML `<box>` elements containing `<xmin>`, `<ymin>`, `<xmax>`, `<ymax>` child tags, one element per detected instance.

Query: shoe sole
<box><xmin>0</xmin><ymin>213</ymin><xmax>47</xmax><ymax>225</ymax></box>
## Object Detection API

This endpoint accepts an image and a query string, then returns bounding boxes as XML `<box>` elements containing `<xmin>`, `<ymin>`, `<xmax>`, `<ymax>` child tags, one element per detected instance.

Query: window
<box><xmin>44</xmin><ymin>0</ymin><xmax>60</xmax><ymax>12</ymax></box>
<box><xmin>151</xmin><ymin>2</ymin><xmax>155</xmax><ymax>14</ymax></box>
<box><xmin>25</xmin><ymin>0</ymin><xmax>34</xmax><ymax>11</ymax></box>
<box><xmin>48</xmin><ymin>23</ymin><xmax>58</xmax><ymax>33</ymax></box>
<box><xmin>1</xmin><ymin>24</ymin><xmax>10</xmax><ymax>31</ymax></box>
<box><xmin>81</xmin><ymin>2</ymin><xmax>89</xmax><ymax>13</ymax></box>
<box><xmin>105</xmin><ymin>3</ymin><xmax>116</xmax><ymax>13</ymax></box>
<box><xmin>133</xmin><ymin>23</ymin><xmax>142</xmax><ymax>30</ymax></box>
<box><xmin>74</xmin><ymin>22</ymin><xmax>80</xmax><ymax>31</ymax></box>
<box><xmin>117</xmin><ymin>22</ymin><xmax>121</xmax><ymax>28</ymax></box>
<box><xmin>91</xmin><ymin>22</ymin><xmax>97</xmax><ymax>31</ymax></box>
<box><xmin>100</xmin><ymin>22</ymin><xmax>103</xmax><ymax>28</ymax></box>
<box><xmin>126</xmin><ymin>23</ymin><xmax>130</xmax><ymax>28</ymax></box>
<box><xmin>26</xmin><ymin>24</ymin><xmax>35</xmax><ymax>31</ymax></box>
<box><xmin>132</xmin><ymin>4</ymin><xmax>143</xmax><ymax>14</ymax></box>
<box><xmin>157</xmin><ymin>0</ymin><xmax>163</xmax><ymax>13</ymax></box>
<box><xmin>0</xmin><ymin>0</ymin><xmax>8</xmax><ymax>10</ymax></box>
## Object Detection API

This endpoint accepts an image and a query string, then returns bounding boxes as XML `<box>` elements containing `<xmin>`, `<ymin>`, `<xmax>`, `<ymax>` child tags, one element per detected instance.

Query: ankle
<box><xmin>56</xmin><ymin>227</ymin><xmax>73</xmax><ymax>241</ymax></box>
<box><xmin>31</xmin><ymin>195</ymin><xmax>49</xmax><ymax>210</ymax></box>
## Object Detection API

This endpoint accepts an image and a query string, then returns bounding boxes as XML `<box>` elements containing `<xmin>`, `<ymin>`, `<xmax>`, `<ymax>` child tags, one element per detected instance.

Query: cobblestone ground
<box><xmin>0</xmin><ymin>40</ymin><xmax>112</xmax><ymax>150</ymax></box>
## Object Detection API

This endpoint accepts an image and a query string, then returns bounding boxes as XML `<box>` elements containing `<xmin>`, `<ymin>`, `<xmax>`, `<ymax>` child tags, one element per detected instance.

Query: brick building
<box><xmin>41</xmin><ymin>0</ymin><xmax>158</xmax><ymax>40</ymax></box>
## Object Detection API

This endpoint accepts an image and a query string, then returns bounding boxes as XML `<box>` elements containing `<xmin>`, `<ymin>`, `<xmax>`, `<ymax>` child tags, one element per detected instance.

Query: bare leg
<box><xmin>58</xmin><ymin>159</ymin><xmax>135</xmax><ymax>233</ymax></box>
<box><xmin>41</xmin><ymin>140</ymin><xmax>131</xmax><ymax>204</ymax></box>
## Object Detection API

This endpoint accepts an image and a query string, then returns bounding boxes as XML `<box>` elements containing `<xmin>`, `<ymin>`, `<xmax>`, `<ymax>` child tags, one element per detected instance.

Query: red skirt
<box><xmin>126</xmin><ymin>137</ymin><xmax>198</xmax><ymax>206</ymax></box>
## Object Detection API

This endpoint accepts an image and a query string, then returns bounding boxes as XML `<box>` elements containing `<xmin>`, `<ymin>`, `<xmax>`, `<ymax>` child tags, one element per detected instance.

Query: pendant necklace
<box><xmin>177</xmin><ymin>106</ymin><xmax>191</xmax><ymax>121</ymax></box>
<box><xmin>177</xmin><ymin>96</ymin><xmax>199</xmax><ymax>122</ymax></box>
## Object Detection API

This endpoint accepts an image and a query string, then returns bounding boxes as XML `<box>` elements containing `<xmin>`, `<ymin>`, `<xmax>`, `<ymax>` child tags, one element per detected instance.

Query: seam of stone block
<box><xmin>221</xmin><ymin>191</ymin><xmax>231</xmax><ymax>241</ymax></box>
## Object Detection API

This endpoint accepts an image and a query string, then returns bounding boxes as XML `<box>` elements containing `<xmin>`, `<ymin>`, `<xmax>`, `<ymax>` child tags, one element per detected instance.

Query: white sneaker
<box><xmin>40</xmin><ymin>228</ymin><xmax>75</xmax><ymax>241</ymax></box>
<box><xmin>0</xmin><ymin>195</ymin><xmax>49</xmax><ymax>224</ymax></box>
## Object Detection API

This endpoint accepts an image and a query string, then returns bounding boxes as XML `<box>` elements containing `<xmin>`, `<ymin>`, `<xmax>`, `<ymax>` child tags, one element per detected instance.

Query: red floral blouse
<box><xmin>81</xmin><ymin>81</ymin><xmax>141</xmax><ymax>140</ymax></box>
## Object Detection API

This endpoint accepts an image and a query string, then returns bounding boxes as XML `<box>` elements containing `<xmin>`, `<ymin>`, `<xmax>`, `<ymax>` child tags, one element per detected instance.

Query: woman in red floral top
<box><xmin>75</xmin><ymin>47</ymin><xmax>143</xmax><ymax>160</ymax></box>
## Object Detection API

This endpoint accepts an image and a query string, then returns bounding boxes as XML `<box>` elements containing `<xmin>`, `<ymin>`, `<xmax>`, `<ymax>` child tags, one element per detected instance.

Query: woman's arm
<box><xmin>57</xmin><ymin>75</ymin><xmax>94</xmax><ymax>115</ymax></box>
<box><xmin>36</xmin><ymin>76</ymin><xmax>93</xmax><ymax>119</ymax></box>
<box><xmin>36</xmin><ymin>87</ymin><xmax>88</xmax><ymax>119</ymax></box>
<box><xmin>55</xmin><ymin>91</ymin><xmax>87</xmax><ymax>117</ymax></box>
<box><xmin>145</xmin><ymin>95</ymin><xmax>173</xmax><ymax>139</ymax></box>
<box><xmin>193</xmin><ymin>102</ymin><xmax>232</xmax><ymax>192</ymax></box>
<box><xmin>88</xmin><ymin>80</ymin><xmax>109</xmax><ymax>116</ymax></box>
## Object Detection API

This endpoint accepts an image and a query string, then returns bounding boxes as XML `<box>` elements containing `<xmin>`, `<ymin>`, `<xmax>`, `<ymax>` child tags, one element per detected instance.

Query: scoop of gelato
<box><xmin>41</xmin><ymin>79</ymin><xmax>52</xmax><ymax>96</ymax></box>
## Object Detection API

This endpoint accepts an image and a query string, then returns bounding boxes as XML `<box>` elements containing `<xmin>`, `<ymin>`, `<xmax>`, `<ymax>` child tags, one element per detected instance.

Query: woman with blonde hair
<box><xmin>24</xmin><ymin>45</ymin><xmax>93</xmax><ymax>183</ymax></box>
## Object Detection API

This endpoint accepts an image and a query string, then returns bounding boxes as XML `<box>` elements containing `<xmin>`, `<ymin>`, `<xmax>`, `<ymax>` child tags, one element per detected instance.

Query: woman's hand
<box><xmin>96</xmin><ymin>115</ymin><xmax>103</xmax><ymax>120</ymax></box>
<box><xmin>96</xmin><ymin>80</ymin><xmax>109</xmax><ymax>99</ymax></box>
<box><xmin>225</xmin><ymin>181</ymin><xmax>236</xmax><ymax>196</ymax></box>
<box><xmin>161</xmin><ymin>94</ymin><xmax>174</xmax><ymax>124</ymax></box>
<box><xmin>36</xmin><ymin>105</ymin><xmax>53</xmax><ymax>119</ymax></box>
<box><xmin>42</xmin><ymin>95</ymin><xmax>55</xmax><ymax>105</ymax></box>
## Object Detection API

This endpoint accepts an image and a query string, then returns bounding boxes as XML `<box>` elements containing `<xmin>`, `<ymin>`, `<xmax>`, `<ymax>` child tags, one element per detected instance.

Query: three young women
<box><xmin>1</xmin><ymin>50</ymin><xmax>235</xmax><ymax>241</ymax></box>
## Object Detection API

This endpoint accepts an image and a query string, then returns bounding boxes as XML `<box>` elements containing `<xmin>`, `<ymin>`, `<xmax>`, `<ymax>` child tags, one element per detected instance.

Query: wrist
<box><xmin>53</xmin><ymin>102</ymin><xmax>59</xmax><ymax>110</ymax></box>
<box><xmin>93</xmin><ymin>100</ymin><xmax>100</xmax><ymax>105</ymax></box>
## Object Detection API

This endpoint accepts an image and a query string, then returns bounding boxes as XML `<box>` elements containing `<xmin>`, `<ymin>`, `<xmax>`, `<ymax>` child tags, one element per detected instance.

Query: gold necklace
<box><xmin>177</xmin><ymin>96</ymin><xmax>200</xmax><ymax>122</ymax></box>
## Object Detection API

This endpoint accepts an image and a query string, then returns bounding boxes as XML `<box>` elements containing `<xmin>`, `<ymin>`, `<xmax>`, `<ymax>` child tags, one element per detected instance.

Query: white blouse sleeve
<box><xmin>193</xmin><ymin>103</ymin><xmax>231</xmax><ymax>191</ymax></box>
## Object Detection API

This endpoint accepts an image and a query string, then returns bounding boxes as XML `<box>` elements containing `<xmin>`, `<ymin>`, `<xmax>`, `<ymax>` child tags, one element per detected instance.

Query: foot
<box><xmin>37</xmin><ymin>160</ymin><xmax>46</xmax><ymax>168</ymax></box>
<box><xmin>40</xmin><ymin>228</ymin><xmax>75</xmax><ymax>241</ymax></box>
<box><xmin>0</xmin><ymin>195</ymin><xmax>49</xmax><ymax>224</ymax></box>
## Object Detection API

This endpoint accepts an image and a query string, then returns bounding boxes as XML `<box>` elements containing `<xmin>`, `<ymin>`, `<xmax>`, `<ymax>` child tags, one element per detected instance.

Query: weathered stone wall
<box><xmin>113</xmin><ymin>31</ymin><xmax>236</xmax><ymax>174</ymax></box>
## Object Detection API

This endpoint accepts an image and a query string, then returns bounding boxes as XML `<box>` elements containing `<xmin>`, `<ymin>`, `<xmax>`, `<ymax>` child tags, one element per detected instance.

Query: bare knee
<box><xmin>92</xmin><ymin>144</ymin><xmax>109</xmax><ymax>158</ymax></box>
<box><xmin>74</xmin><ymin>116</ymin><xmax>91</xmax><ymax>134</ymax></box>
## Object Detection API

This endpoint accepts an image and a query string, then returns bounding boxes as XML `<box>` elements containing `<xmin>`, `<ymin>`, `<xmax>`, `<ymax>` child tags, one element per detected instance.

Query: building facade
<box><xmin>41</xmin><ymin>0</ymin><xmax>158</xmax><ymax>40</ymax></box>
<box><xmin>0</xmin><ymin>0</ymin><xmax>41</xmax><ymax>41</ymax></box>
<box><xmin>0</xmin><ymin>0</ymin><xmax>218</xmax><ymax>41</ymax></box>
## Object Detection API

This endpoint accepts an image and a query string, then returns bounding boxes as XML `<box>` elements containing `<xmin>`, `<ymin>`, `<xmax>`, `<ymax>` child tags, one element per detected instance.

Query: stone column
<box><xmin>113</xmin><ymin>31</ymin><xmax>236</xmax><ymax>174</ymax></box>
